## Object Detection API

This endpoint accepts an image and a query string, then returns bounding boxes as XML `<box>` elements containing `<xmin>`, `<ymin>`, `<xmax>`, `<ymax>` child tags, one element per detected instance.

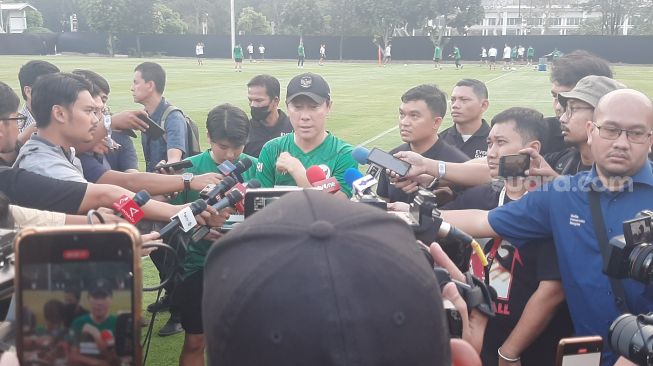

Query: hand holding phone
<box><xmin>138</xmin><ymin>114</ymin><xmax>165</xmax><ymax>139</ymax></box>
<box><xmin>154</xmin><ymin>160</ymin><xmax>193</xmax><ymax>173</ymax></box>
<box><xmin>555</xmin><ymin>336</ymin><xmax>603</xmax><ymax>366</ymax></box>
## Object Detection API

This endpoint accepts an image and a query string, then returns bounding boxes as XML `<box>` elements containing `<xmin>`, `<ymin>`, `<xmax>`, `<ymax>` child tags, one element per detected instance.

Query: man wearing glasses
<box><xmin>412</xmin><ymin>89</ymin><xmax>653</xmax><ymax>365</ymax></box>
<box><xmin>0</xmin><ymin>82</ymin><xmax>26</xmax><ymax>166</ymax></box>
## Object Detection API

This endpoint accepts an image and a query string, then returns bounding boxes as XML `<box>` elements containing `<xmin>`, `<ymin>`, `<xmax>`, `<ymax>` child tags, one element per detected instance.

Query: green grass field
<box><xmin>2</xmin><ymin>55</ymin><xmax>653</xmax><ymax>365</ymax></box>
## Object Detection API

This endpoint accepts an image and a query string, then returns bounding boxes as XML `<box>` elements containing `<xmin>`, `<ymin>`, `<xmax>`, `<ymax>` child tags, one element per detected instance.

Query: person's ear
<box><xmin>480</xmin><ymin>99</ymin><xmax>489</xmax><ymax>113</ymax></box>
<box><xmin>450</xmin><ymin>339</ymin><xmax>482</xmax><ymax>366</ymax></box>
<box><xmin>528</xmin><ymin>139</ymin><xmax>541</xmax><ymax>153</ymax></box>
<box><xmin>433</xmin><ymin>116</ymin><xmax>443</xmax><ymax>131</ymax></box>
<box><xmin>586</xmin><ymin>120</ymin><xmax>595</xmax><ymax>146</ymax></box>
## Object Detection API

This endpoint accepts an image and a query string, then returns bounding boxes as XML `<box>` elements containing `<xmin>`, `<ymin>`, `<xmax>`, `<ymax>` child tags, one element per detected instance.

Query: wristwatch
<box><xmin>182</xmin><ymin>172</ymin><xmax>194</xmax><ymax>191</ymax></box>
<box><xmin>438</xmin><ymin>161</ymin><xmax>447</xmax><ymax>179</ymax></box>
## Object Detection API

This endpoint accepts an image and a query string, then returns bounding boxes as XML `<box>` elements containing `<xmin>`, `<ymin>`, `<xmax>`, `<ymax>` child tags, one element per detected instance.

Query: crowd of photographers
<box><xmin>0</xmin><ymin>49</ymin><xmax>651</xmax><ymax>366</ymax></box>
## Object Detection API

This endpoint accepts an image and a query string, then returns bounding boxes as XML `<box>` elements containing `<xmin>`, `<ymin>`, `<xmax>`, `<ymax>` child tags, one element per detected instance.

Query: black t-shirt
<box><xmin>544</xmin><ymin>146</ymin><xmax>591</xmax><ymax>175</ymax></box>
<box><xmin>442</xmin><ymin>182</ymin><xmax>573</xmax><ymax>366</ymax></box>
<box><xmin>244</xmin><ymin>110</ymin><xmax>294</xmax><ymax>157</ymax></box>
<box><xmin>438</xmin><ymin>120</ymin><xmax>491</xmax><ymax>159</ymax></box>
<box><xmin>377</xmin><ymin>140</ymin><xmax>468</xmax><ymax>203</ymax></box>
<box><xmin>541</xmin><ymin>117</ymin><xmax>566</xmax><ymax>155</ymax></box>
<box><xmin>0</xmin><ymin>167</ymin><xmax>86</xmax><ymax>214</ymax></box>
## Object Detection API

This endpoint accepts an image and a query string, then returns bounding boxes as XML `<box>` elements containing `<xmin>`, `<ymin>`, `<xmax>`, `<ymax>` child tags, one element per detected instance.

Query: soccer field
<box><xmin>2</xmin><ymin>55</ymin><xmax>653</xmax><ymax>365</ymax></box>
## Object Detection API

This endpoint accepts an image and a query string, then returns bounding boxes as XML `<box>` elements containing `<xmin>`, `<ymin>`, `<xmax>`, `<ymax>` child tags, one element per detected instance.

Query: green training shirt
<box><xmin>527</xmin><ymin>47</ymin><xmax>534</xmax><ymax>57</ymax></box>
<box><xmin>298</xmin><ymin>45</ymin><xmax>305</xmax><ymax>57</ymax></box>
<box><xmin>233</xmin><ymin>46</ymin><xmax>243</xmax><ymax>59</ymax></box>
<box><xmin>434</xmin><ymin>47</ymin><xmax>442</xmax><ymax>59</ymax></box>
<box><xmin>171</xmin><ymin>150</ymin><xmax>258</xmax><ymax>277</ymax></box>
<box><xmin>453</xmin><ymin>47</ymin><xmax>461</xmax><ymax>60</ymax></box>
<box><xmin>257</xmin><ymin>132</ymin><xmax>358</xmax><ymax>197</ymax></box>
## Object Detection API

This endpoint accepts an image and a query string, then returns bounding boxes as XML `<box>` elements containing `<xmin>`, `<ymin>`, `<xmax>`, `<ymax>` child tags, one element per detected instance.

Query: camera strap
<box><xmin>589</xmin><ymin>188</ymin><xmax>630</xmax><ymax>314</ymax></box>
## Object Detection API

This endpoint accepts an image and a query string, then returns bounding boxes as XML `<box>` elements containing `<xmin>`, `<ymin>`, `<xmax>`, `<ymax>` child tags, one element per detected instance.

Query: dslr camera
<box><xmin>609</xmin><ymin>312</ymin><xmax>653</xmax><ymax>365</ymax></box>
<box><xmin>604</xmin><ymin>210</ymin><xmax>653</xmax><ymax>284</ymax></box>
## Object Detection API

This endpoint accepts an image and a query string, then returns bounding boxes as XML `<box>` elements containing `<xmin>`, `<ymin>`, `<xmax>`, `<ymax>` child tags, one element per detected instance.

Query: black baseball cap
<box><xmin>203</xmin><ymin>190</ymin><xmax>451</xmax><ymax>366</ymax></box>
<box><xmin>88</xmin><ymin>280</ymin><xmax>112</xmax><ymax>298</ymax></box>
<box><xmin>286</xmin><ymin>72</ymin><xmax>331</xmax><ymax>104</ymax></box>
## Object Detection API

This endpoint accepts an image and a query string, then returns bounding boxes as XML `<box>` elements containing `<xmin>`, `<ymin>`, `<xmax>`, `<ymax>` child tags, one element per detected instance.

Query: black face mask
<box><xmin>250</xmin><ymin>105</ymin><xmax>271</xmax><ymax>121</ymax></box>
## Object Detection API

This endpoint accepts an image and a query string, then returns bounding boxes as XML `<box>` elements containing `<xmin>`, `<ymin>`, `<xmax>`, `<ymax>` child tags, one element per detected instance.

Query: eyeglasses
<box><xmin>0</xmin><ymin>114</ymin><xmax>27</xmax><ymax>124</ymax></box>
<box><xmin>592</xmin><ymin>122</ymin><xmax>653</xmax><ymax>144</ymax></box>
<box><xmin>562</xmin><ymin>105</ymin><xmax>593</xmax><ymax>118</ymax></box>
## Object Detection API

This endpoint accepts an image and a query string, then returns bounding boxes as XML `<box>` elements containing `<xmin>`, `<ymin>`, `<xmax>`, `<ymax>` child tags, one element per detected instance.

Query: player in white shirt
<box><xmin>488</xmin><ymin>46</ymin><xmax>498</xmax><ymax>70</ymax></box>
<box><xmin>502</xmin><ymin>44</ymin><xmax>511</xmax><ymax>70</ymax></box>
<box><xmin>196</xmin><ymin>42</ymin><xmax>204</xmax><ymax>66</ymax></box>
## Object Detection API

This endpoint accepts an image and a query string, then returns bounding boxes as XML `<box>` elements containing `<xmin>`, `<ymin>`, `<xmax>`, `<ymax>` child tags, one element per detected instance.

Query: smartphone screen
<box><xmin>499</xmin><ymin>154</ymin><xmax>530</xmax><ymax>177</ymax></box>
<box><xmin>368</xmin><ymin>148</ymin><xmax>411</xmax><ymax>177</ymax></box>
<box><xmin>561</xmin><ymin>352</ymin><xmax>602</xmax><ymax>366</ymax></box>
<box><xmin>556</xmin><ymin>336</ymin><xmax>603</xmax><ymax>366</ymax></box>
<box><xmin>15</xmin><ymin>226</ymin><xmax>141</xmax><ymax>366</ymax></box>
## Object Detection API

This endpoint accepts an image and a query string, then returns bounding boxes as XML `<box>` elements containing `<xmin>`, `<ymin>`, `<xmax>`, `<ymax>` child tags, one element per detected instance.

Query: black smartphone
<box><xmin>139</xmin><ymin>114</ymin><xmax>165</xmax><ymax>139</ymax></box>
<box><xmin>15</xmin><ymin>224</ymin><xmax>142</xmax><ymax>366</ymax></box>
<box><xmin>368</xmin><ymin>147</ymin><xmax>411</xmax><ymax>177</ymax></box>
<box><xmin>498</xmin><ymin>153</ymin><xmax>530</xmax><ymax>177</ymax></box>
<box><xmin>555</xmin><ymin>336</ymin><xmax>603</xmax><ymax>366</ymax></box>
<box><xmin>154</xmin><ymin>160</ymin><xmax>193</xmax><ymax>172</ymax></box>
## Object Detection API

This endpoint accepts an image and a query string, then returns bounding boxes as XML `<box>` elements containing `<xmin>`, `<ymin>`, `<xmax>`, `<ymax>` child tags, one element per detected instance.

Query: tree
<box><xmin>152</xmin><ymin>3</ymin><xmax>188</xmax><ymax>34</ymax></box>
<box><xmin>237</xmin><ymin>6</ymin><xmax>272</xmax><ymax>34</ymax></box>
<box><xmin>25</xmin><ymin>8</ymin><xmax>45</xmax><ymax>29</ymax></box>
<box><xmin>279</xmin><ymin>0</ymin><xmax>325</xmax><ymax>35</ymax></box>
<box><xmin>582</xmin><ymin>0</ymin><xmax>642</xmax><ymax>35</ymax></box>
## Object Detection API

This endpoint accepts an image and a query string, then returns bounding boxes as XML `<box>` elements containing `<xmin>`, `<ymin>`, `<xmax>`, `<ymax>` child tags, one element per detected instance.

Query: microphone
<box><xmin>221</xmin><ymin>179</ymin><xmax>262</xmax><ymax>213</ymax></box>
<box><xmin>159</xmin><ymin>199</ymin><xmax>208</xmax><ymax>237</ymax></box>
<box><xmin>213</xmin><ymin>190</ymin><xmax>243</xmax><ymax>211</ymax></box>
<box><xmin>231</xmin><ymin>157</ymin><xmax>253</xmax><ymax>183</ymax></box>
<box><xmin>111</xmin><ymin>190</ymin><xmax>150</xmax><ymax>224</ymax></box>
<box><xmin>352</xmin><ymin>146</ymin><xmax>382</xmax><ymax>178</ymax></box>
<box><xmin>432</xmin><ymin>215</ymin><xmax>488</xmax><ymax>267</ymax></box>
<box><xmin>343</xmin><ymin>168</ymin><xmax>386</xmax><ymax>210</ymax></box>
<box><xmin>217</xmin><ymin>160</ymin><xmax>237</xmax><ymax>176</ymax></box>
<box><xmin>306</xmin><ymin>165</ymin><xmax>340</xmax><ymax>194</ymax></box>
<box><xmin>205</xmin><ymin>176</ymin><xmax>238</xmax><ymax>205</ymax></box>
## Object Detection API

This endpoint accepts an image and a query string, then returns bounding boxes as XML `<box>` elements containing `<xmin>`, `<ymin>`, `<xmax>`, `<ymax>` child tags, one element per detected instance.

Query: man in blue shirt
<box><xmin>400</xmin><ymin>89</ymin><xmax>653</xmax><ymax>365</ymax></box>
<box><xmin>132</xmin><ymin>62</ymin><xmax>188</xmax><ymax>172</ymax></box>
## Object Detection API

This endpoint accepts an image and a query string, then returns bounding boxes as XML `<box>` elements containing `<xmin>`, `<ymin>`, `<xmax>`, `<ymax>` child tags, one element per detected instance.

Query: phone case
<box><xmin>14</xmin><ymin>224</ymin><xmax>143</xmax><ymax>366</ymax></box>
<box><xmin>555</xmin><ymin>336</ymin><xmax>603</xmax><ymax>366</ymax></box>
<box><xmin>140</xmin><ymin>115</ymin><xmax>165</xmax><ymax>139</ymax></box>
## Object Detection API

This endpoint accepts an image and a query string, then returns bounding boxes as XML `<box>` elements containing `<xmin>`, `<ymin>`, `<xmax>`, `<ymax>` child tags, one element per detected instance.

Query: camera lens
<box><xmin>609</xmin><ymin>313</ymin><xmax>653</xmax><ymax>364</ymax></box>
<box><xmin>628</xmin><ymin>244</ymin><xmax>653</xmax><ymax>284</ymax></box>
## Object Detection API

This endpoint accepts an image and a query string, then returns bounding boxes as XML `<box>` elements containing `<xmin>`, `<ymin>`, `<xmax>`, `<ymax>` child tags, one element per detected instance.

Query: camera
<box><xmin>604</xmin><ymin>211</ymin><xmax>653</xmax><ymax>284</ymax></box>
<box><xmin>609</xmin><ymin>313</ymin><xmax>653</xmax><ymax>365</ymax></box>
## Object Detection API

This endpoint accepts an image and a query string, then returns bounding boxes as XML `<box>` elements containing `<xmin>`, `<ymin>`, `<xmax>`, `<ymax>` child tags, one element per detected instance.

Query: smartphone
<box><xmin>367</xmin><ymin>148</ymin><xmax>411</xmax><ymax>177</ymax></box>
<box><xmin>555</xmin><ymin>336</ymin><xmax>603</xmax><ymax>366</ymax></box>
<box><xmin>138</xmin><ymin>114</ymin><xmax>165</xmax><ymax>139</ymax></box>
<box><xmin>15</xmin><ymin>224</ymin><xmax>142</xmax><ymax>366</ymax></box>
<box><xmin>154</xmin><ymin>160</ymin><xmax>193</xmax><ymax>172</ymax></box>
<box><xmin>498</xmin><ymin>153</ymin><xmax>530</xmax><ymax>177</ymax></box>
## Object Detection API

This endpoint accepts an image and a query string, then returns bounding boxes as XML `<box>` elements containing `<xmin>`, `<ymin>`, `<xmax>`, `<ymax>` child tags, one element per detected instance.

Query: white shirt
<box><xmin>385</xmin><ymin>46</ymin><xmax>391</xmax><ymax>56</ymax></box>
<box><xmin>247</xmin><ymin>45</ymin><xmax>254</xmax><ymax>53</ymax></box>
<box><xmin>196</xmin><ymin>45</ymin><xmax>204</xmax><ymax>55</ymax></box>
<box><xmin>518</xmin><ymin>47</ymin><xmax>525</xmax><ymax>56</ymax></box>
<box><xmin>259</xmin><ymin>46</ymin><xmax>265</xmax><ymax>53</ymax></box>
<box><xmin>481</xmin><ymin>48</ymin><xmax>487</xmax><ymax>57</ymax></box>
<box><xmin>503</xmin><ymin>46</ymin><xmax>511</xmax><ymax>59</ymax></box>
<box><xmin>488</xmin><ymin>47</ymin><xmax>497</xmax><ymax>57</ymax></box>
<box><xmin>320</xmin><ymin>46</ymin><xmax>325</xmax><ymax>55</ymax></box>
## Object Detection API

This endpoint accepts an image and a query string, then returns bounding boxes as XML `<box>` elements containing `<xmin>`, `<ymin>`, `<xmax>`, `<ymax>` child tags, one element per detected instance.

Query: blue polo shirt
<box><xmin>488</xmin><ymin>162</ymin><xmax>653</xmax><ymax>365</ymax></box>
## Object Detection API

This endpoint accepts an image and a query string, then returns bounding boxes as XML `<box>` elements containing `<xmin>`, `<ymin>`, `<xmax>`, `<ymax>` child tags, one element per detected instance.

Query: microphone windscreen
<box><xmin>343</xmin><ymin>168</ymin><xmax>364</xmax><ymax>187</ymax></box>
<box><xmin>235</xmin><ymin>157</ymin><xmax>253</xmax><ymax>173</ymax></box>
<box><xmin>352</xmin><ymin>146</ymin><xmax>370</xmax><ymax>165</ymax></box>
<box><xmin>133</xmin><ymin>190</ymin><xmax>151</xmax><ymax>206</ymax></box>
<box><xmin>189</xmin><ymin>199</ymin><xmax>208</xmax><ymax>214</ymax></box>
<box><xmin>306</xmin><ymin>165</ymin><xmax>327</xmax><ymax>184</ymax></box>
<box><xmin>246</xmin><ymin>179</ymin><xmax>262</xmax><ymax>189</ymax></box>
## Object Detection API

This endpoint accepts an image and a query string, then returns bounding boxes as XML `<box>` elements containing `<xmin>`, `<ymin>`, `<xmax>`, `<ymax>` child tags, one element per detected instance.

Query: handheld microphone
<box><xmin>205</xmin><ymin>176</ymin><xmax>238</xmax><ymax>205</ymax></box>
<box><xmin>217</xmin><ymin>160</ymin><xmax>237</xmax><ymax>176</ymax></box>
<box><xmin>159</xmin><ymin>199</ymin><xmax>208</xmax><ymax>237</ymax></box>
<box><xmin>306</xmin><ymin>166</ymin><xmax>341</xmax><ymax>194</ymax></box>
<box><xmin>231</xmin><ymin>157</ymin><xmax>253</xmax><ymax>183</ymax></box>
<box><xmin>343</xmin><ymin>168</ymin><xmax>386</xmax><ymax>210</ymax></box>
<box><xmin>432</xmin><ymin>216</ymin><xmax>488</xmax><ymax>267</ymax></box>
<box><xmin>112</xmin><ymin>190</ymin><xmax>150</xmax><ymax>224</ymax></box>
<box><xmin>213</xmin><ymin>190</ymin><xmax>244</xmax><ymax>211</ymax></box>
<box><xmin>214</xmin><ymin>179</ymin><xmax>261</xmax><ymax>213</ymax></box>
<box><xmin>352</xmin><ymin>146</ymin><xmax>382</xmax><ymax>178</ymax></box>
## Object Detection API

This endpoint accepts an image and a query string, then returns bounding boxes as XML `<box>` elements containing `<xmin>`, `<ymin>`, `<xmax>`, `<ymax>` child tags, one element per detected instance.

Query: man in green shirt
<box><xmin>171</xmin><ymin>103</ymin><xmax>257</xmax><ymax>366</ymax></box>
<box><xmin>297</xmin><ymin>42</ymin><xmax>305</xmax><ymax>68</ymax></box>
<box><xmin>257</xmin><ymin>73</ymin><xmax>358</xmax><ymax>198</ymax></box>
<box><xmin>233</xmin><ymin>43</ymin><xmax>243</xmax><ymax>72</ymax></box>
<box><xmin>527</xmin><ymin>46</ymin><xmax>535</xmax><ymax>65</ymax></box>
<box><xmin>433</xmin><ymin>45</ymin><xmax>442</xmax><ymax>70</ymax></box>
<box><xmin>68</xmin><ymin>283</ymin><xmax>119</xmax><ymax>366</ymax></box>
<box><xmin>452</xmin><ymin>46</ymin><xmax>462</xmax><ymax>70</ymax></box>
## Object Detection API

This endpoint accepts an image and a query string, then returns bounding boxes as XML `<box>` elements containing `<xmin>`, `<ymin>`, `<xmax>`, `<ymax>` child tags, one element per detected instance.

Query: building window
<box><xmin>507</xmin><ymin>17</ymin><xmax>521</xmax><ymax>25</ymax></box>
<box><xmin>567</xmin><ymin>17</ymin><xmax>582</xmax><ymax>25</ymax></box>
<box><xmin>498</xmin><ymin>18</ymin><xmax>504</xmax><ymax>25</ymax></box>
<box><xmin>549</xmin><ymin>17</ymin><xmax>562</xmax><ymax>25</ymax></box>
<box><xmin>488</xmin><ymin>18</ymin><xmax>497</xmax><ymax>25</ymax></box>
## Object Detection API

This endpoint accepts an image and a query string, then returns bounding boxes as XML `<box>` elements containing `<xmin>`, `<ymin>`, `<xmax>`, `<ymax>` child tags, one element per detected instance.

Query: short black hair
<box><xmin>134</xmin><ymin>62</ymin><xmax>166</xmax><ymax>94</ymax></box>
<box><xmin>0</xmin><ymin>82</ymin><xmax>20</xmax><ymax>118</ymax></box>
<box><xmin>455</xmin><ymin>79</ymin><xmax>489</xmax><ymax>100</ymax></box>
<box><xmin>550</xmin><ymin>50</ymin><xmax>613</xmax><ymax>87</ymax></box>
<box><xmin>72</xmin><ymin>69</ymin><xmax>110</xmax><ymax>96</ymax></box>
<box><xmin>206</xmin><ymin>104</ymin><xmax>250</xmax><ymax>147</ymax></box>
<box><xmin>491</xmin><ymin>107</ymin><xmax>546</xmax><ymax>144</ymax></box>
<box><xmin>247</xmin><ymin>74</ymin><xmax>280</xmax><ymax>100</ymax></box>
<box><xmin>18</xmin><ymin>60</ymin><xmax>60</xmax><ymax>100</ymax></box>
<box><xmin>401</xmin><ymin>84</ymin><xmax>447</xmax><ymax>118</ymax></box>
<box><xmin>31</xmin><ymin>73</ymin><xmax>94</xmax><ymax>128</ymax></box>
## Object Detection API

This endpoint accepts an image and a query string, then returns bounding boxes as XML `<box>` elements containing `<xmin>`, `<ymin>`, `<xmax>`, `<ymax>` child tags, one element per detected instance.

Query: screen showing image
<box><xmin>562</xmin><ymin>352</ymin><xmax>602</xmax><ymax>366</ymax></box>
<box><xmin>19</xmin><ymin>251</ymin><xmax>134</xmax><ymax>366</ymax></box>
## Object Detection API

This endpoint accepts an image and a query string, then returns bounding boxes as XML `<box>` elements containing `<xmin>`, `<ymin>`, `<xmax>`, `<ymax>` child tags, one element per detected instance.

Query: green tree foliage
<box><xmin>279</xmin><ymin>0</ymin><xmax>325</xmax><ymax>35</ymax></box>
<box><xmin>25</xmin><ymin>8</ymin><xmax>44</xmax><ymax>29</ymax></box>
<box><xmin>237</xmin><ymin>6</ymin><xmax>272</xmax><ymax>35</ymax></box>
<box><xmin>152</xmin><ymin>3</ymin><xmax>188</xmax><ymax>34</ymax></box>
<box><xmin>582</xmin><ymin>0</ymin><xmax>644</xmax><ymax>35</ymax></box>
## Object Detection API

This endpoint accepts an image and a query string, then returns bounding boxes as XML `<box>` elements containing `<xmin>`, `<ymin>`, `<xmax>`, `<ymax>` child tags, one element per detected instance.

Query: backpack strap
<box><xmin>160</xmin><ymin>105</ymin><xmax>182</xmax><ymax>133</ymax></box>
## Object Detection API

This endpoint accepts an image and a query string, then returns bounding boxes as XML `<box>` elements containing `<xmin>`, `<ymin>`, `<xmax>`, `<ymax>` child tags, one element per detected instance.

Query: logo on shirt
<box><xmin>256</xmin><ymin>162</ymin><xmax>263</xmax><ymax>173</ymax></box>
<box><xmin>569</xmin><ymin>214</ymin><xmax>586</xmax><ymax>227</ymax></box>
<box><xmin>474</xmin><ymin>150</ymin><xmax>488</xmax><ymax>159</ymax></box>
<box><xmin>319</xmin><ymin>164</ymin><xmax>331</xmax><ymax>178</ymax></box>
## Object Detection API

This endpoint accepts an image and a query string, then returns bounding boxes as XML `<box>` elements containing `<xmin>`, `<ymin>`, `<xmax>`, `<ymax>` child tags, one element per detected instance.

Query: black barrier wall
<box><xmin>1</xmin><ymin>33</ymin><xmax>652</xmax><ymax>64</ymax></box>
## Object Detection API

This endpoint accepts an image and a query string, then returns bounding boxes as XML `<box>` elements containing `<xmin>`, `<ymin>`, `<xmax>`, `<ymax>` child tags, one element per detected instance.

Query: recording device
<box><xmin>604</xmin><ymin>211</ymin><xmax>653</xmax><ymax>284</ymax></box>
<box><xmin>306</xmin><ymin>165</ymin><xmax>341</xmax><ymax>194</ymax></box>
<box><xmin>555</xmin><ymin>336</ymin><xmax>603</xmax><ymax>366</ymax></box>
<box><xmin>154</xmin><ymin>160</ymin><xmax>193</xmax><ymax>172</ymax></box>
<box><xmin>158</xmin><ymin>199</ymin><xmax>207</xmax><ymax>237</ymax></box>
<box><xmin>609</xmin><ymin>313</ymin><xmax>653</xmax><ymax>365</ymax></box>
<box><xmin>217</xmin><ymin>158</ymin><xmax>252</xmax><ymax>183</ymax></box>
<box><xmin>352</xmin><ymin>146</ymin><xmax>382</xmax><ymax>178</ymax></box>
<box><xmin>112</xmin><ymin>190</ymin><xmax>150</xmax><ymax>225</ymax></box>
<box><xmin>352</xmin><ymin>146</ymin><xmax>411</xmax><ymax>177</ymax></box>
<box><xmin>138</xmin><ymin>114</ymin><xmax>165</xmax><ymax>139</ymax></box>
<box><xmin>343</xmin><ymin>168</ymin><xmax>387</xmax><ymax>210</ymax></box>
<box><xmin>14</xmin><ymin>224</ymin><xmax>142</xmax><ymax>366</ymax></box>
<box><xmin>205</xmin><ymin>176</ymin><xmax>238</xmax><ymax>205</ymax></box>
<box><xmin>243</xmin><ymin>187</ymin><xmax>305</xmax><ymax>217</ymax></box>
<box><xmin>498</xmin><ymin>154</ymin><xmax>530</xmax><ymax>178</ymax></box>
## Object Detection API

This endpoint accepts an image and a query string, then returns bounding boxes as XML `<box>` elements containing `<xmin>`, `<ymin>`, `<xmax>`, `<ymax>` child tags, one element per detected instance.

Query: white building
<box><xmin>0</xmin><ymin>2</ymin><xmax>37</xmax><ymax>33</ymax></box>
